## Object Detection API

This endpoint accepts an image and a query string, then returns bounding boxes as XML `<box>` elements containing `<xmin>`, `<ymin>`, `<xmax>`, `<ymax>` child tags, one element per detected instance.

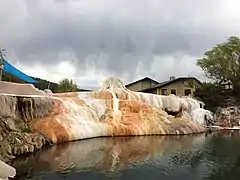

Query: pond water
<box><xmin>10</xmin><ymin>132</ymin><xmax>240</xmax><ymax>180</ymax></box>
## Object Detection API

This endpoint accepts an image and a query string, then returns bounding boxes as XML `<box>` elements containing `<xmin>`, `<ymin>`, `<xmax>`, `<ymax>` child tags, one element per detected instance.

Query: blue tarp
<box><xmin>3</xmin><ymin>59</ymin><xmax>38</xmax><ymax>84</ymax></box>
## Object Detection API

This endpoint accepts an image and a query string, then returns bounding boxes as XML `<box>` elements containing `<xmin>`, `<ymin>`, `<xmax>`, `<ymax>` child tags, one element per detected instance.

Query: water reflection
<box><xmin>10</xmin><ymin>132</ymin><xmax>240</xmax><ymax>180</ymax></box>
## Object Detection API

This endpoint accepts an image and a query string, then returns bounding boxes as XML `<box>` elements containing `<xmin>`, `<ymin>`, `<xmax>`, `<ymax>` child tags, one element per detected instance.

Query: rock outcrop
<box><xmin>0</xmin><ymin>95</ymin><xmax>48</xmax><ymax>179</ymax></box>
<box><xmin>0</xmin><ymin>77</ymin><xmax>212</xmax><ymax>163</ymax></box>
<box><xmin>0</xmin><ymin>160</ymin><xmax>16</xmax><ymax>180</ymax></box>
<box><xmin>0</xmin><ymin>159</ymin><xmax>16</xmax><ymax>180</ymax></box>
<box><xmin>215</xmin><ymin>106</ymin><xmax>240</xmax><ymax>127</ymax></box>
<box><xmin>214</xmin><ymin>96</ymin><xmax>240</xmax><ymax>127</ymax></box>
<box><xmin>0</xmin><ymin>95</ymin><xmax>48</xmax><ymax>162</ymax></box>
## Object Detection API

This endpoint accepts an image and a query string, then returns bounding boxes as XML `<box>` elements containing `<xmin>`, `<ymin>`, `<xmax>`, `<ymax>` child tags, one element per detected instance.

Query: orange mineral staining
<box><xmin>23</xmin><ymin>77</ymin><xmax>206</xmax><ymax>144</ymax></box>
<box><xmin>28</xmin><ymin>98</ymin><xmax>70</xmax><ymax>143</ymax></box>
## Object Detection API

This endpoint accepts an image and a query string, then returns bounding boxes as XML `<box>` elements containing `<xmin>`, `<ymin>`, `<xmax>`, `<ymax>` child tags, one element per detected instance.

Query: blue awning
<box><xmin>3</xmin><ymin>59</ymin><xmax>38</xmax><ymax>84</ymax></box>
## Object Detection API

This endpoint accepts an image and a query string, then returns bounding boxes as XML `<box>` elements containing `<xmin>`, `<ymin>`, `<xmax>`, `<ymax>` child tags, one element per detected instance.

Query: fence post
<box><xmin>0</xmin><ymin>49</ymin><xmax>3</xmax><ymax>81</ymax></box>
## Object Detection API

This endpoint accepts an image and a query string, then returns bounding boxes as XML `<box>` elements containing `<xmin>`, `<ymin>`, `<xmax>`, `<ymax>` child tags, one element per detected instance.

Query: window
<box><xmin>161</xmin><ymin>89</ymin><xmax>167</xmax><ymax>95</ymax></box>
<box><xmin>184</xmin><ymin>89</ymin><xmax>192</xmax><ymax>96</ymax></box>
<box><xmin>170</xmin><ymin>89</ymin><xmax>176</xmax><ymax>95</ymax></box>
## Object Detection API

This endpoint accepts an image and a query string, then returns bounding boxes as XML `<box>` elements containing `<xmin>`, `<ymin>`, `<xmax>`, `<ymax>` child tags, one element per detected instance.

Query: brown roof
<box><xmin>140</xmin><ymin>77</ymin><xmax>202</xmax><ymax>92</ymax></box>
<box><xmin>125</xmin><ymin>77</ymin><xmax>159</xmax><ymax>87</ymax></box>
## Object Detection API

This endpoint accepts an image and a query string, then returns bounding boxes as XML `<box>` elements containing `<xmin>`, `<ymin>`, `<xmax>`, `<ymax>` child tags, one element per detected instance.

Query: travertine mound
<box><xmin>0</xmin><ymin>77</ymin><xmax>213</xmax><ymax>179</ymax></box>
<box><xmin>0</xmin><ymin>77</ymin><xmax>212</xmax><ymax>152</ymax></box>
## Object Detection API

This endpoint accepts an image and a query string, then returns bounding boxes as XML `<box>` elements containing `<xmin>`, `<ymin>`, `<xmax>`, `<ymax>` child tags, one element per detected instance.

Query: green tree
<box><xmin>194</xmin><ymin>82</ymin><xmax>226</xmax><ymax>112</ymax></box>
<box><xmin>57</xmin><ymin>78</ymin><xmax>79</xmax><ymax>92</ymax></box>
<box><xmin>197</xmin><ymin>36</ymin><xmax>240</xmax><ymax>94</ymax></box>
<box><xmin>32</xmin><ymin>77</ymin><xmax>60</xmax><ymax>93</ymax></box>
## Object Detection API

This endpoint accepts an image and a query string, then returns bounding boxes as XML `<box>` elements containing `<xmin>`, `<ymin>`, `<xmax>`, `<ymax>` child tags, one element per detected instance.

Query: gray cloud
<box><xmin>1</xmin><ymin>0</ymin><xmax>240</xmax><ymax>87</ymax></box>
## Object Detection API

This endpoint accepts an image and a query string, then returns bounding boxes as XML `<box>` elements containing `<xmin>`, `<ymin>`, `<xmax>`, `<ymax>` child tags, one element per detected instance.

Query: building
<box><xmin>125</xmin><ymin>77</ymin><xmax>159</xmax><ymax>92</ymax></box>
<box><xmin>125</xmin><ymin>76</ymin><xmax>202</xmax><ymax>96</ymax></box>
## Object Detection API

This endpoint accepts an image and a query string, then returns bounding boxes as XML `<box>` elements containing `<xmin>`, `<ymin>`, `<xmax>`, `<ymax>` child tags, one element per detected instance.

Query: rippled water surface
<box><xmin>10</xmin><ymin>132</ymin><xmax>240</xmax><ymax>180</ymax></box>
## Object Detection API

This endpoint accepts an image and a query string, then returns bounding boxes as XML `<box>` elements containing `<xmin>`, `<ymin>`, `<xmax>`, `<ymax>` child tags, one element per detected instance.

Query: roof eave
<box><xmin>125</xmin><ymin>77</ymin><xmax>159</xmax><ymax>87</ymax></box>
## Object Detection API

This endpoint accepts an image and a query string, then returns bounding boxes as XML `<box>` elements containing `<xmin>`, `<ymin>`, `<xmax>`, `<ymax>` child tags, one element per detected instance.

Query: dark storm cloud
<box><xmin>0</xmin><ymin>0</ymin><xmax>240</xmax><ymax>84</ymax></box>
<box><xmin>8</xmin><ymin>16</ymin><xmax>219</xmax><ymax>72</ymax></box>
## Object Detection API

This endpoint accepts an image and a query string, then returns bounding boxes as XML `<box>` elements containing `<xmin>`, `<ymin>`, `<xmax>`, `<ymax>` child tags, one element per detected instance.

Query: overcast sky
<box><xmin>1</xmin><ymin>0</ymin><xmax>240</xmax><ymax>89</ymax></box>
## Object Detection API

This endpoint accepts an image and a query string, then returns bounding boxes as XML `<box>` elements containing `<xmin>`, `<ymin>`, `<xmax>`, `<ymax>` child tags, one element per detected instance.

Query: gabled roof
<box><xmin>140</xmin><ymin>77</ymin><xmax>202</xmax><ymax>92</ymax></box>
<box><xmin>125</xmin><ymin>77</ymin><xmax>159</xmax><ymax>87</ymax></box>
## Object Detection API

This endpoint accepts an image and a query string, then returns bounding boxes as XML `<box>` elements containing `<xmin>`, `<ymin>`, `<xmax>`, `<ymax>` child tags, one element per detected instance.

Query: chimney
<box><xmin>169</xmin><ymin>76</ymin><xmax>175</xmax><ymax>81</ymax></box>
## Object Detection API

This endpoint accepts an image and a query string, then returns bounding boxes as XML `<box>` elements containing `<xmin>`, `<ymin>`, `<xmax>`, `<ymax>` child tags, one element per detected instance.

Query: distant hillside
<box><xmin>2</xmin><ymin>72</ymin><xmax>91</xmax><ymax>93</ymax></box>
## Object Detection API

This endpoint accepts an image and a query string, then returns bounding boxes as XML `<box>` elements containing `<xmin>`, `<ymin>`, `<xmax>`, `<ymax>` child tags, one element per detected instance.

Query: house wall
<box><xmin>141</xmin><ymin>80</ymin><xmax>158</xmax><ymax>89</ymax></box>
<box><xmin>126</xmin><ymin>80</ymin><xmax>158</xmax><ymax>91</ymax></box>
<box><xmin>126</xmin><ymin>82</ymin><xmax>142</xmax><ymax>91</ymax></box>
<box><xmin>156</xmin><ymin>79</ymin><xmax>201</xmax><ymax>96</ymax></box>
<box><xmin>142</xmin><ymin>88</ymin><xmax>158</xmax><ymax>94</ymax></box>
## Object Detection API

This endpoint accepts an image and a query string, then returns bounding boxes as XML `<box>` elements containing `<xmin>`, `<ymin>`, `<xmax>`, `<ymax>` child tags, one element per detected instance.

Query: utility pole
<box><xmin>47</xmin><ymin>81</ymin><xmax>51</xmax><ymax>89</ymax></box>
<box><xmin>0</xmin><ymin>48</ymin><xmax>5</xmax><ymax>81</ymax></box>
